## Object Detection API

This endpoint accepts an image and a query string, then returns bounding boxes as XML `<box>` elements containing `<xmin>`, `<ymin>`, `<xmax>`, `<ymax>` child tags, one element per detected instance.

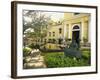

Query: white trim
<box><xmin>72</xmin><ymin>24</ymin><xmax>80</xmax><ymax>38</ymax></box>
<box><xmin>63</xmin><ymin>24</ymin><xmax>67</xmax><ymax>39</ymax></box>
<box><xmin>72</xmin><ymin>24</ymin><xmax>80</xmax><ymax>29</ymax></box>
<box><xmin>72</xmin><ymin>29</ymin><xmax>80</xmax><ymax>31</ymax></box>
<box><xmin>17</xmin><ymin>3</ymin><xmax>96</xmax><ymax>77</ymax></box>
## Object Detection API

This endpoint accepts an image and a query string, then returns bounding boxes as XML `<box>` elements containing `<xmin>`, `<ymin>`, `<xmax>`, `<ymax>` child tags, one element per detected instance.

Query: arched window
<box><xmin>73</xmin><ymin>25</ymin><xmax>79</xmax><ymax>29</ymax></box>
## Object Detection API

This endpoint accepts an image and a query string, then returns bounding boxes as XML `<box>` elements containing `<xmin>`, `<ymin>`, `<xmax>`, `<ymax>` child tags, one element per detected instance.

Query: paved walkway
<box><xmin>23</xmin><ymin>49</ymin><xmax>46</xmax><ymax>69</ymax></box>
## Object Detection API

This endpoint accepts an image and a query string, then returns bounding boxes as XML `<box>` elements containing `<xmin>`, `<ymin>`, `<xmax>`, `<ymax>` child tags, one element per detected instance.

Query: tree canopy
<box><xmin>23</xmin><ymin>10</ymin><xmax>51</xmax><ymax>35</ymax></box>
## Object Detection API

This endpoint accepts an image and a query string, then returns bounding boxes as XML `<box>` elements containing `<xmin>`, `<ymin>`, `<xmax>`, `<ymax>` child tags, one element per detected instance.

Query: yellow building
<box><xmin>46</xmin><ymin>24</ymin><xmax>64</xmax><ymax>43</ymax></box>
<box><xmin>64</xmin><ymin>13</ymin><xmax>91</xmax><ymax>44</ymax></box>
<box><xmin>43</xmin><ymin>24</ymin><xmax>64</xmax><ymax>49</ymax></box>
<box><xmin>44</xmin><ymin>12</ymin><xmax>91</xmax><ymax>49</ymax></box>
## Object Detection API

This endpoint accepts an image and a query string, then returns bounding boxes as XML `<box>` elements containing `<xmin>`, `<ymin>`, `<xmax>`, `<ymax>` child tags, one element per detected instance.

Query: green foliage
<box><xmin>23</xmin><ymin>47</ymin><xmax>32</xmax><ymax>57</ymax></box>
<box><xmin>82</xmin><ymin>50</ymin><xmax>90</xmax><ymax>59</ymax></box>
<box><xmin>28</xmin><ymin>43</ymin><xmax>35</xmax><ymax>49</ymax></box>
<box><xmin>28</xmin><ymin>43</ymin><xmax>40</xmax><ymax>49</ymax></box>
<box><xmin>23</xmin><ymin>10</ymin><xmax>51</xmax><ymax>37</ymax></box>
<box><xmin>81</xmin><ymin>48</ymin><xmax>90</xmax><ymax>51</ymax></box>
<box><xmin>44</xmin><ymin>52</ymin><xmax>89</xmax><ymax>68</ymax></box>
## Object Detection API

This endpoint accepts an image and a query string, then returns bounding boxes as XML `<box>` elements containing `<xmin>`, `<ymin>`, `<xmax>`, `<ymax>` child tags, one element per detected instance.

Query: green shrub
<box><xmin>81</xmin><ymin>48</ymin><xmax>90</xmax><ymax>51</ymax></box>
<box><xmin>28</xmin><ymin>43</ymin><xmax>35</xmax><ymax>49</ymax></box>
<box><xmin>82</xmin><ymin>50</ymin><xmax>90</xmax><ymax>59</ymax></box>
<box><xmin>23</xmin><ymin>47</ymin><xmax>32</xmax><ymax>57</ymax></box>
<box><xmin>28</xmin><ymin>43</ymin><xmax>40</xmax><ymax>49</ymax></box>
<box><xmin>44</xmin><ymin>52</ymin><xmax>89</xmax><ymax>68</ymax></box>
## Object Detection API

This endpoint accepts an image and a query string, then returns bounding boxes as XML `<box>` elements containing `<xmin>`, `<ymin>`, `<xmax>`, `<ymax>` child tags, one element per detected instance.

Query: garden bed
<box><xmin>43</xmin><ymin>49</ymin><xmax>90</xmax><ymax>68</ymax></box>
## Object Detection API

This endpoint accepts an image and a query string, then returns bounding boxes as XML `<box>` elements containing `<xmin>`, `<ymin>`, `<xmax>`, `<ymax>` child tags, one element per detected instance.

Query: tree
<box><xmin>23</xmin><ymin>10</ymin><xmax>51</xmax><ymax>46</ymax></box>
<box><xmin>23</xmin><ymin>10</ymin><xmax>51</xmax><ymax>36</ymax></box>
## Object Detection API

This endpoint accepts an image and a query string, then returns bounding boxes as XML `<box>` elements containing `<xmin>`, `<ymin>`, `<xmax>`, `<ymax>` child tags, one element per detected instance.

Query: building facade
<box><xmin>64</xmin><ymin>13</ymin><xmax>91</xmax><ymax>44</ymax></box>
<box><xmin>46</xmin><ymin>13</ymin><xmax>90</xmax><ymax>44</ymax></box>
<box><xmin>45</xmin><ymin>24</ymin><xmax>65</xmax><ymax>44</ymax></box>
<box><xmin>43</xmin><ymin>12</ymin><xmax>91</xmax><ymax>50</ymax></box>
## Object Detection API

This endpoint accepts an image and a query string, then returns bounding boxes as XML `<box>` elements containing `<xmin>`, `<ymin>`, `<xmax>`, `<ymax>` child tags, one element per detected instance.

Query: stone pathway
<box><xmin>23</xmin><ymin>49</ymin><xmax>46</xmax><ymax>69</ymax></box>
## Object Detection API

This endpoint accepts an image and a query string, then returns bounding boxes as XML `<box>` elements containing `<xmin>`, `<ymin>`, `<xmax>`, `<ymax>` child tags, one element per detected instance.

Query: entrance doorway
<box><xmin>72</xmin><ymin>25</ymin><xmax>80</xmax><ymax>45</ymax></box>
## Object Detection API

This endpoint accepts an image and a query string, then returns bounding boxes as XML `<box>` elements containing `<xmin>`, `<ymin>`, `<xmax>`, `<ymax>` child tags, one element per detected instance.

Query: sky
<box><xmin>43</xmin><ymin>12</ymin><xmax>64</xmax><ymax>21</ymax></box>
<box><xmin>23</xmin><ymin>10</ymin><xmax>64</xmax><ymax>22</ymax></box>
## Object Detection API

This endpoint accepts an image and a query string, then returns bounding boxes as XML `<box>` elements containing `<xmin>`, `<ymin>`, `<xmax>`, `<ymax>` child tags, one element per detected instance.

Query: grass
<box><xmin>81</xmin><ymin>49</ymin><xmax>90</xmax><ymax>60</ymax></box>
<box><xmin>43</xmin><ymin>49</ymin><xmax>90</xmax><ymax>68</ymax></box>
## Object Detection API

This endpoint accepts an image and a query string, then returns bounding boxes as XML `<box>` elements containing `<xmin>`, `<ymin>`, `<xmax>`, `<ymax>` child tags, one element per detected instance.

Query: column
<box><xmin>68</xmin><ymin>23</ymin><xmax>72</xmax><ymax>39</ymax></box>
<box><xmin>63</xmin><ymin>24</ymin><xmax>67</xmax><ymax>39</ymax></box>
<box><xmin>81</xmin><ymin>20</ymin><xmax>85</xmax><ymax>43</ymax></box>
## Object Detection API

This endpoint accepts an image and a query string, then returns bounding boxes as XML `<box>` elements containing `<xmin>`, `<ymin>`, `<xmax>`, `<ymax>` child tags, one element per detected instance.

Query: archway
<box><xmin>72</xmin><ymin>25</ymin><xmax>80</xmax><ymax>45</ymax></box>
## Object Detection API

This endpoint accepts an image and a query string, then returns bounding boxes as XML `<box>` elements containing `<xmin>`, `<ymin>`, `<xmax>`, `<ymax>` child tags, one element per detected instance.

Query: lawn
<box><xmin>43</xmin><ymin>49</ymin><xmax>90</xmax><ymax>68</ymax></box>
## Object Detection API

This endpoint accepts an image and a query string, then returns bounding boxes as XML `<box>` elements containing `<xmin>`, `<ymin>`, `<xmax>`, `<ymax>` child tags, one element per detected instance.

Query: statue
<box><xmin>64</xmin><ymin>40</ymin><xmax>82</xmax><ymax>59</ymax></box>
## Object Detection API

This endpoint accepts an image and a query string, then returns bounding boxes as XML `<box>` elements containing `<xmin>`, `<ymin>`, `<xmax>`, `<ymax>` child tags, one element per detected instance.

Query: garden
<box><xmin>42</xmin><ymin>49</ymin><xmax>90</xmax><ymax>68</ymax></box>
<box><xmin>23</xmin><ymin>44</ymin><xmax>91</xmax><ymax>69</ymax></box>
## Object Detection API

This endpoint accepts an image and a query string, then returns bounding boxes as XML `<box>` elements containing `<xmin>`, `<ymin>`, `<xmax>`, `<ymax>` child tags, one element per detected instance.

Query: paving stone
<box><xmin>23</xmin><ymin>54</ymin><xmax>46</xmax><ymax>69</ymax></box>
